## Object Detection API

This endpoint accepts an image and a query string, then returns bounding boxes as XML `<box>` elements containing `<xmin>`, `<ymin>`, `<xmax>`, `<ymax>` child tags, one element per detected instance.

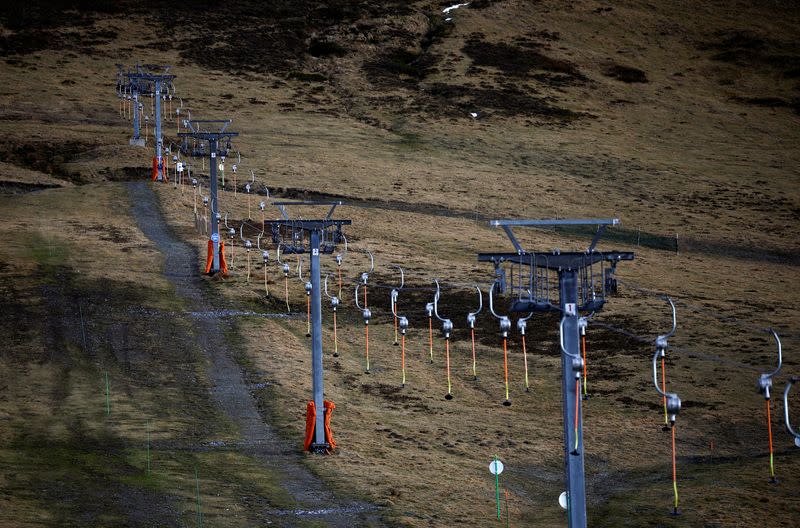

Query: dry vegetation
<box><xmin>1</xmin><ymin>0</ymin><xmax>799</xmax><ymax>527</ymax></box>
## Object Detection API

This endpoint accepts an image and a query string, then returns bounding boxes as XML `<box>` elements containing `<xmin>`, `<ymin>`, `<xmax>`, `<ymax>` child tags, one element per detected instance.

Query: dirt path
<box><xmin>127</xmin><ymin>181</ymin><xmax>383</xmax><ymax>527</ymax></box>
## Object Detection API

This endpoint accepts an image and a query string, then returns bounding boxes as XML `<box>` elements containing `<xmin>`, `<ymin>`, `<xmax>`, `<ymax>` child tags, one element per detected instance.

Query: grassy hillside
<box><xmin>1</xmin><ymin>1</ymin><xmax>799</xmax><ymax>526</ymax></box>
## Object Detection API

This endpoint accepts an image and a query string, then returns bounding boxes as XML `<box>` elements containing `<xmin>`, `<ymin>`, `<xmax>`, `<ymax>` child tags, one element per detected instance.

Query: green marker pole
<box><xmin>494</xmin><ymin>456</ymin><xmax>501</xmax><ymax>520</ymax></box>
<box><xmin>104</xmin><ymin>371</ymin><xmax>110</xmax><ymax>416</ymax></box>
<box><xmin>195</xmin><ymin>466</ymin><xmax>203</xmax><ymax>527</ymax></box>
<box><xmin>146</xmin><ymin>422</ymin><xmax>151</xmax><ymax>476</ymax></box>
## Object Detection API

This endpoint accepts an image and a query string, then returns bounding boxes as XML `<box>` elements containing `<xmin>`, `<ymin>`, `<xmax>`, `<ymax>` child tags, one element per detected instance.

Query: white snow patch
<box><xmin>443</xmin><ymin>2</ymin><xmax>470</xmax><ymax>14</ymax></box>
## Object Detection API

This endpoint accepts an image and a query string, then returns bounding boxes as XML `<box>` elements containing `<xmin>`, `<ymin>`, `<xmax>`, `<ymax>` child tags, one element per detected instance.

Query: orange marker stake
<box><xmin>581</xmin><ymin>331</ymin><xmax>588</xmax><ymax>399</ymax></box>
<box><xmin>393</xmin><ymin>284</ymin><xmax>408</xmax><ymax>387</ymax></box>
<box><xmin>767</xmin><ymin>398</ymin><xmax>776</xmax><ymax>482</ymax></box>
<box><xmin>283</xmin><ymin>276</ymin><xmax>290</xmax><ymax>313</ymax></box>
<box><xmin>467</xmin><ymin>286</ymin><xmax>482</xmax><ymax>381</ymax></box>
<box><xmin>332</xmin><ymin>310</ymin><xmax>339</xmax><ymax>357</ymax></box>
<box><xmin>427</xmin><ymin>312</ymin><xmax>434</xmax><ymax>363</ymax></box>
<box><xmin>572</xmin><ymin>378</ymin><xmax>581</xmax><ymax>454</ymax></box>
<box><xmin>504</xmin><ymin>489</ymin><xmax>510</xmax><ymax>528</ymax></box>
<box><xmin>401</xmin><ymin>333</ymin><xmax>406</xmax><ymax>386</ymax></box>
<box><xmin>470</xmin><ymin>327</ymin><xmax>477</xmax><ymax>380</ymax></box>
<box><xmin>365</xmin><ymin>323</ymin><xmax>370</xmax><ymax>373</ymax></box>
<box><xmin>661</xmin><ymin>353</ymin><xmax>669</xmax><ymax>428</ymax></box>
<box><xmin>758</xmin><ymin>329</ymin><xmax>783</xmax><ymax>482</ymax></box>
<box><xmin>356</xmin><ymin>284</ymin><xmax>371</xmax><ymax>373</ymax></box>
<box><xmin>245</xmin><ymin>247</ymin><xmax>251</xmax><ymax>283</ymax></box>
<box><xmin>445</xmin><ymin>338</ymin><xmax>453</xmax><ymax>399</ymax></box>
<box><xmin>521</xmin><ymin>333</ymin><xmax>530</xmax><ymax>393</ymax></box>
<box><xmin>393</xmin><ymin>300</ymin><xmax>399</xmax><ymax>346</ymax></box>
<box><xmin>502</xmin><ymin>337</ymin><xmax>510</xmax><ymax>406</ymax></box>
<box><xmin>306</xmin><ymin>294</ymin><xmax>311</xmax><ymax>337</ymax></box>
<box><xmin>671</xmin><ymin>424</ymin><xmax>679</xmax><ymax>514</ymax></box>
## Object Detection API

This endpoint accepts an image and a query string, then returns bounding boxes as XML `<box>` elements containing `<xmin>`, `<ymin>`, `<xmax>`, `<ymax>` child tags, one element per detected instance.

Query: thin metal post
<box><xmin>310</xmin><ymin>229</ymin><xmax>326</xmax><ymax>448</ymax></box>
<box><xmin>209</xmin><ymin>139</ymin><xmax>220</xmax><ymax>272</ymax></box>
<box><xmin>154</xmin><ymin>80</ymin><xmax>163</xmax><ymax>181</ymax></box>
<box><xmin>559</xmin><ymin>270</ymin><xmax>586</xmax><ymax>528</ymax></box>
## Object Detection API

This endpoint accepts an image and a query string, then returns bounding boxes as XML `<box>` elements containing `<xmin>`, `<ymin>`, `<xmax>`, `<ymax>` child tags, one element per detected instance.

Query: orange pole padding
<box><xmin>323</xmin><ymin>401</ymin><xmax>337</xmax><ymax>450</ymax></box>
<box><xmin>303</xmin><ymin>400</ymin><xmax>337</xmax><ymax>452</ymax></box>
<box><xmin>206</xmin><ymin>240</ymin><xmax>229</xmax><ymax>275</ymax></box>
<box><xmin>220</xmin><ymin>241</ymin><xmax>229</xmax><ymax>275</ymax></box>
<box><xmin>151</xmin><ymin>157</ymin><xmax>158</xmax><ymax>181</ymax></box>
<box><xmin>303</xmin><ymin>401</ymin><xmax>315</xmax><ymax>451</ymax></box>
<box><xmin>205</xmin><ymin>240</ymin><xmax>214</xmax><ymax>273</ymax></box>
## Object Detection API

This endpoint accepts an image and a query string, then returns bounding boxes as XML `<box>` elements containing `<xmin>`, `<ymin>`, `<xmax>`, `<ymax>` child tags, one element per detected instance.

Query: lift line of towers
<box><xmin>114</xmin><ymin>64</ymin><xmax>799</xmax><ymax>528</ymax></box>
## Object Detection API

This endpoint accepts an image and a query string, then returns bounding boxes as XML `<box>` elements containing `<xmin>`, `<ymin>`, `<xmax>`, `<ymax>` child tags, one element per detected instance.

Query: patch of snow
<box><xmin>442</xmin><ymin>2</ymin><xmax>470</xmax><ymax>14</ymax></box>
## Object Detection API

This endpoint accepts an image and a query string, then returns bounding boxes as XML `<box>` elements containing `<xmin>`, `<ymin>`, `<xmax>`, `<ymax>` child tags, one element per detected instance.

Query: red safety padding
<box><xmin>220</xmin><ymin>241</ymin><xmax>228</xmax><ymax>276</ymax></box>
<box><xmin>151</xmin><ymin>157</ymin><xmax>158</xmax><ymax>181</ymax></box>
<box><xmin>303</xmin><ymin>401</ymin><xmax>316</xmax><ymax>451</ymax></box>
<box><xmin>323</xmin><ymin>400</ymin><xmax>337</xmax><ymax>450</ymax></box>
<box><xmin>205</xmin><ymin>240</ymin><xmax>229</xmax><ymax>275</ymax></box>
<box><xmin>303</xmin><ymin>400</ymin><xmax>337</xmax><ymax>452</ymax></box>
<box><xmin>204</xmin><ymin>240</ymin><xmax>214</xmax><ymax>274</ymax></box>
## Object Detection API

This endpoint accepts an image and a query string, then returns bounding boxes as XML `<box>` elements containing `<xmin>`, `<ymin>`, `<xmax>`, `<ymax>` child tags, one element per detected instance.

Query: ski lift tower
<box><xmin>120</xmin><ymin>64</ymin><xmax>176</xmax><ymax>180</ymax></box>
<box><xmin>265</xmin><ymin>202</ymin><xmax>351</xmax><ymax>453</ymax></box>
<box><xmin>117</xmin><ymin>64</ymin><xmax>144</xmax><ymax>147</ymax></box>
<box><xmin>478</xmin><ymin>218</ymin><xmax>634</xmax><ymax>528</ymax></box>
<box><xmin>178</xmin><ymin>119</ymin><xmax>239</xmax><ymax>274</ymax></box>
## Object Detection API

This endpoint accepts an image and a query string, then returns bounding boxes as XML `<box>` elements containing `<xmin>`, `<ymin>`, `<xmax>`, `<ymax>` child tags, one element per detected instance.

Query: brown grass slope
<box><xmin>1</xmin><ymin>0</ymin><xmax>800</xmax><ymax>527</ymax></box>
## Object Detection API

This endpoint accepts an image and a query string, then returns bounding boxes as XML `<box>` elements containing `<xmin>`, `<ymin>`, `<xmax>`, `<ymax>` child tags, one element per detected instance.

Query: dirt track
<box><xmin>127</xmin><ymin>181</ymin><xmax>383</xmax><ymax>527</ymax></box>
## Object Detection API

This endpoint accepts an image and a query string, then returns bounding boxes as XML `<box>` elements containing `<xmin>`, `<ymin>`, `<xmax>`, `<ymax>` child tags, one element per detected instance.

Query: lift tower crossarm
<box><xmin>478</xmin><ymin>252</ymin><xmax>634</xmax><ymax>271</ymax></box>
<box><xmin>267</xmin><ymin>201</ymin><xmax>352</xmax><ymax>232</ymax></box>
